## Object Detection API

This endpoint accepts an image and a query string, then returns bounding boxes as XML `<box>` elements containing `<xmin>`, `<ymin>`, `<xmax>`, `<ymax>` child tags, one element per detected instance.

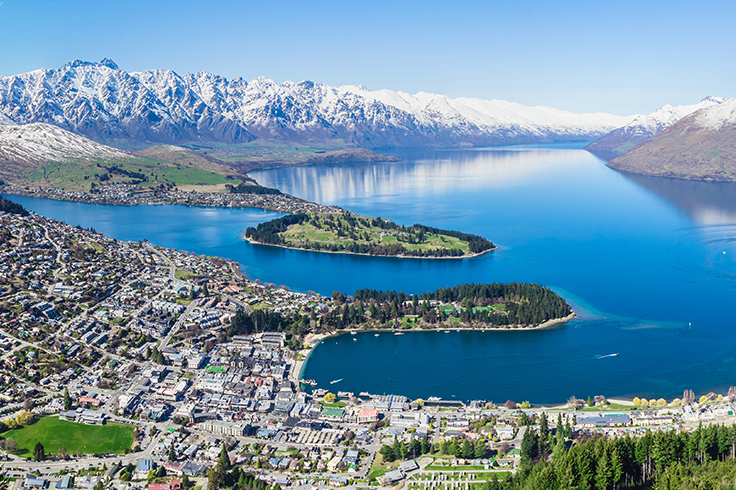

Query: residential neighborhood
<box><xmin>2</xmin><ymin>207</ymin><xmax>736</xmax><ymax>490</ymax></box>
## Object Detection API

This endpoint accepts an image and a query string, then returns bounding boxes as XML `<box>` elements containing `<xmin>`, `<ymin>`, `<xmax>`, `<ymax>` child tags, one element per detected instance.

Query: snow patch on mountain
<box><xmin>625</xmin><ymin>96</ymin><xmax>725</xmax><ymax>135</ymax></box>
<box><xmin>693</xmin><ymin>97</ymin><xmax>736</xmax><ymax>131</ymax></box>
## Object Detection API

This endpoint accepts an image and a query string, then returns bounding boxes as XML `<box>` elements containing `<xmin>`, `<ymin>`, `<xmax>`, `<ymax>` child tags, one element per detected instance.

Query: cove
<box><xmin>7</xmin><ymin>143</ymin><xmax>736</xmax><ymax>403</ymax></box>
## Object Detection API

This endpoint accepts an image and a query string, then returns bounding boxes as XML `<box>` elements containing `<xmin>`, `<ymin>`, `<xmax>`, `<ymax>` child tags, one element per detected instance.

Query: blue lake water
<box><xmin>8</xmin><ymin>143</ymin><xmax>736</xmax><ymax>403</ymax></box>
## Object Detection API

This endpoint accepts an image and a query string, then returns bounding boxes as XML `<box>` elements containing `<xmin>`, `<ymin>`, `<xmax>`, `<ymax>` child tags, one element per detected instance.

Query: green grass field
<box><xmin>22</xmin><ymin>155</ymin><xmax>236</xmax><ymax>192</ymax></box>
<box><xmin>1</xmin><ymin>416</ymin><xmax>135</xmax><ymax>456</ymax></box>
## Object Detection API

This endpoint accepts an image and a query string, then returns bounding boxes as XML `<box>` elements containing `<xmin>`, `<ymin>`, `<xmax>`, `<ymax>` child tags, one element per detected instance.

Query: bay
<box><xmin>8</xmin><ymin>143</ymin><xmax>736</xmax><ymax>403</ymax></box>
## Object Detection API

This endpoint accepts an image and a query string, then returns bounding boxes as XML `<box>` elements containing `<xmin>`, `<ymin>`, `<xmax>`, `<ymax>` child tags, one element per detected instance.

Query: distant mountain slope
<box><xmin>0</xmin><ymin>122</ymin><xmax>130</xmax><ymax>167</ymax></box>
<box><xmin>585</xmin><ymin>97</ymin><xmax>724</xmax><ymax>157</ymax></box>
<box><xmin>133</xmin><ymin>144</ymin><xmax>242</xmax><ymax>176</ymax></box>
<box><xmin>0</xmin><ymin>123</ymin><xmax>245</xmax><ymax>191</ymax></box>
<box><xmin>607</xmin><ymin>97</ymin><xmax>736</xmax><ymax>181</ymax></box>
<box><xmin>0</xmin><ymin>59</ymin><xmax>633</xmax><ymax>149</ymax></box>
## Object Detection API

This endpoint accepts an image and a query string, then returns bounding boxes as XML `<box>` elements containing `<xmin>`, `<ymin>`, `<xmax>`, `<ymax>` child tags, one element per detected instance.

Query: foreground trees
<box><xmin>507</xmin><ymin>422</ymin><xmax>736</xmax><ymax>490</ymax></box>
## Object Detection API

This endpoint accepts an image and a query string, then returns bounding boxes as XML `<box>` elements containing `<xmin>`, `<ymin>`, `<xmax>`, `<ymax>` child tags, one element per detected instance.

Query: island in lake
<box><xmin>245</xmin><ymin>212</ymin><xmax>496</xmax><ymax>258</ymax></box>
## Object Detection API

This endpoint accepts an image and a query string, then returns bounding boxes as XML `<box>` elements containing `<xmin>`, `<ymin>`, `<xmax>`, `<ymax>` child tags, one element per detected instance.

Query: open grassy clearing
<box><xmin>1</xmin><ymin>416</ymin><xmax>134</xmax><ymax>456</ymax></box>
<box><xmin>283</xmin><ymin>217</ymin><xmax>470</xmax><ymax>254</ymax></box>
<box><xmin>175</xmin><ymin>269</ymin><xmax>195</xmax><ymax>280</ymax></box>
<box><xmin>277</xmin><ymin>214</ymin><xmax>475</xmax><ymax>257</ymax></box>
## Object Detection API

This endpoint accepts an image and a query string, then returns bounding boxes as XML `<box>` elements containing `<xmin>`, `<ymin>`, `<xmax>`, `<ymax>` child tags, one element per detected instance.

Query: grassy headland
<box><xmin>245</xmin><ymin>213</ymin><xmax>496</xmax><ymax>258</ymax></box>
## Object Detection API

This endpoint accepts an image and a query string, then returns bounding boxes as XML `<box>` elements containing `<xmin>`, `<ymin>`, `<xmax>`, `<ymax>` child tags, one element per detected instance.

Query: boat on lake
<box><xmin>394</xmin><ymin>332</ymin><xmax>404</xmax><ymax>336</ymax></box>
<box><xmin>330</xmin><ymin>378</ymin><xmax>344</xmax><ymax>384</ymax></box>
<box><xmin>350</xmin><ymin>331</ymin><xmax>357</xmax><ymax>335</ymax></box>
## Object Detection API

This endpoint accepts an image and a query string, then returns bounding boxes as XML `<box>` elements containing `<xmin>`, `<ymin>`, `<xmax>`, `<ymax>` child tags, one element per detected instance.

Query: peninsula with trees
<box><xmin>321</xmin><ymin>283</ymin><xmax>574</xmax><ymax>331</ymax></box>
<box><xmin>245</xmin><ymin>213</ymin><xmax>496</xmax><ymax>258</ymax></box>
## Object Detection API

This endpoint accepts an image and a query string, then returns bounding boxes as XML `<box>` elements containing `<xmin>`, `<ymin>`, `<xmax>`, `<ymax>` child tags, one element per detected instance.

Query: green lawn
<box><xmin>320</xmin><ymin>401</ymin><xmax>347</xmax><ymax>408</ymax></box>
<box><xmin>368</xmin><ymin>453</ymin><xmax>393</xmax><ymax>482</ymax></box>
<box><xmin>1</xmin><ymin>416</ymin><xmax>135</xmax><ymax>456</ymax></box>
<box><xmin>175</xmin><ymin>269</ymin><xmax>195</xmax><ymax>280</ymax></box>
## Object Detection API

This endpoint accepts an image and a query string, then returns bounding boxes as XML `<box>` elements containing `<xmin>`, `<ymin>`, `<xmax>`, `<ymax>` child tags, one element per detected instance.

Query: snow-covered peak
<box><xmin>624</xmin><ymin>97</ymin><xmax>726</xmax><ymax>134</ymax></box>
<box><xmin>693</xmin><ymin>96</ymin><xmax>736</xmax><ymax>131</ymax></box>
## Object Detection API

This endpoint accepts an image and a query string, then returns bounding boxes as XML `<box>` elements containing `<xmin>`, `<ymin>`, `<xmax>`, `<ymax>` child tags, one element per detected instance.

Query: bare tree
<box><xmin>5</xmin><ymin>438</ymin><xmax>16</xmax><ymax>452</ymax></box>
<box><xmin>728</xmin><ymin>387</ymin><xmax>736</xmax><ymax>402</ymax></box>
<box><xmin>498</xmin><ymin>442</ymin><xmax>510</xmax><ymax>455</ymax></box>
<box><xmin>504</xmin><ymin>400</ymin><xmax>516</xmax><ymax>410</ymax></box>
<box><xmin>567</xmin><ymin>396</ymin><xmax>584</xmax><ymax>409</ymax></box>
<box><xmin>683</xmin><ymin>390</ymin><xmax>696</xmax><ymax>405</ymax></box>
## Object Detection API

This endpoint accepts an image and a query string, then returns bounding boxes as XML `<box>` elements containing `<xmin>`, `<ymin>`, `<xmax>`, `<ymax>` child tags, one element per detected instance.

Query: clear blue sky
<box><xmin>0</xmin><ymin>0</ymin><xmax>732</xmax><ymax>115</ymax></box>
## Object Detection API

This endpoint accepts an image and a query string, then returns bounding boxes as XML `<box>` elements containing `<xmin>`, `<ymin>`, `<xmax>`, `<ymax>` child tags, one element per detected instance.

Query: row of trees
<box><xmin>380</xmin><ymin>436</ymin><xmax>432</xmax><ymax>461</ymax></box>
<box><xmin>298</xmin><ymin>240</ymin><xmax>468</xmax><ymax>257</ymax></box>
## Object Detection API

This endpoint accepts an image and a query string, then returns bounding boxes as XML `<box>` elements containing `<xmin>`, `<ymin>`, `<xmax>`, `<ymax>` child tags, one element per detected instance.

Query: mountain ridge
<box><xmin>0</xmin><ymin>59</ymin><xmax>634</xmax><ymax>150</ymax></box>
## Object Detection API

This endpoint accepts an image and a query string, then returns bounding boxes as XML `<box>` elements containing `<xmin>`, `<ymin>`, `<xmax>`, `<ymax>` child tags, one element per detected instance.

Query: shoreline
<box><xmin>0</xmin><ymin>188</ymin><xmax>308</xmax><ymax>214</ymax></box>
<box><xmin>245</xmin><ymin>236</ymin><xmax>498</xmax><ymax>260</ymax></box>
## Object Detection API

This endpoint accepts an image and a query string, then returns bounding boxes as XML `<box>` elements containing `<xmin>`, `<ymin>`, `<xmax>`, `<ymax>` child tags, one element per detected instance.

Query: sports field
<box><xmin>1</xmin><ymin>416</ymin><xmax>134</xmax><ymax>456</ymax></box>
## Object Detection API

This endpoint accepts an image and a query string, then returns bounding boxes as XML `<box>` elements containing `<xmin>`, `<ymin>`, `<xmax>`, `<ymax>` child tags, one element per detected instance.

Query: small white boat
<box><xmin>350</xmin><ymin>331</ymin><xmax>357</xmax><ymax>335</ymax></box>
<box><xmin>394</xmin><ymin>332</ymin><xmax>404</xmax><ymax>336</ymax></box>
<box><xmin>374</xmin><ymin>333</ymin><xmax>380</xmax><ymax>337</ymax></box>
<box><xmin>353</xmin><ymin>338</ymin><xmax>357</xmax><ymax>342</ymax></box>
<box><xmin>330</xmin><ymin>378</ymin><xmax>343</xmax><ymax>385</ymax></box>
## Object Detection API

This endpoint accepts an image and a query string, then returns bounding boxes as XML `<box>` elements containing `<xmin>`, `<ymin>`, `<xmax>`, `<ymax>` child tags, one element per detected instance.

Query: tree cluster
<box><xmin>245</xmin><ymin>214</ymin><xmax>310</xmax><ymax>245</ymax></box>
<box><xmin>379</xmin><ymin>436</ymin><xmax>433</xmax><ymax>462</ymax></box>
<box><xmin>0</xmin><ymin>196</ymin><xmax>29</xmax><ymax>216</ymax></box>
<box><xmin>510</xmin><ymin>422</ymin><xmax>736</xmax><ymax>490</ymax></box>
<box><xmin>228</xmin><ymin>309</ymin><xmax>290</xmax><ymax>336</ymax></box>
<box><xmin>349</xmin><ymin>283</ymin><xmax>571</xmax><ymax>327</ymax></box>
<box><xmin>227</xmin><ymin>183</ymin><xmax>282</xmax><ymax>195</ymax></box>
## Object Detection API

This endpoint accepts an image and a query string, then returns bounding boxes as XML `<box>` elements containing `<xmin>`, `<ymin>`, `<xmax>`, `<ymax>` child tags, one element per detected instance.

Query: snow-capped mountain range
<box><xmin>585</xmin><ymin>96</ymin><xmax>725</xmax><ymax>156</ymax></box>
<box><xmin>0</xmin><ymin>59</ymin><xmax>634</xmax><ymax>148</ymax></box>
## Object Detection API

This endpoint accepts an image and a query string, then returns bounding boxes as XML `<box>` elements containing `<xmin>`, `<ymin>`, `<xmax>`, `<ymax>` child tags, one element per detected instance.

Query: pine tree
<box><xmin>209</xmin><ymin>444</ymin><xmax>231</xmax><ymax>490</ymax></box>
<box><xmin>539</xmin><ymin>412</ymin><xmax>549</xmax><ymax>450</ymax></box>
<box><xmin>63</xmin><ymin>387</ymin><xmax>72</xmax><ymax>411</ymax></box>
<box><xmin>521</xmin><ymin>428</ymin><xmax>539</xmax><ymax>467</ymax></box>
<box><xmin>33</xmin><ymin>442</ymin><xmax>45</xmax><ymax>462</ymax></box>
